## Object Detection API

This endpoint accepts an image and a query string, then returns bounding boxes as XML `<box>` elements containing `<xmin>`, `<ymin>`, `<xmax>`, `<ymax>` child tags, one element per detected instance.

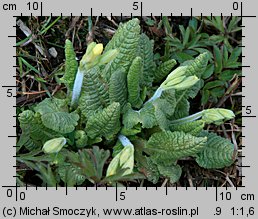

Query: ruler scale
<box><xmin>0</xmin><ymin>0</ymin><xmax>257</xmax><ymax>218</ymax></box>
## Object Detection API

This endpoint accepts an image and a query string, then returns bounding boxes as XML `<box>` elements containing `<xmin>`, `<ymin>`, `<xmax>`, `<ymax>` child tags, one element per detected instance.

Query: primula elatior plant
<box><xmin>17</xmin><ymin>18</ymin><xmax>236</xmax><ymax>186</ymax></box>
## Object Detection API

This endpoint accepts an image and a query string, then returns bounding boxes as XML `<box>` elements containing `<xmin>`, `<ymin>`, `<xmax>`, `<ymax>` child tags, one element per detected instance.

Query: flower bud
<box><xmin>80</xmin><ymin>42</ymin><xmax>103</xmax><ymax>66</ymax></box>
<box><xmin>165</xmin><ymin>66</ymin><xmax>188</xmax><ymax>82</ymax></box>
<box><xmin>172</xmin><ymin>76</ymin><xmax>199</xmax><ymax>90</ymax></box>
<box><xmin>202</xmin><ymin>109</ymin><xmax>235</xmax><ymax>125</ymax></box>
<box><xmin>99</xmin><ymin>49</ymin><xmax>119</xmax><ymax>65</ymax></box>
<box><xmin>106</xmin><ymin>145</ymin><xmax>134</xmax><ymax>177</ymax></box>
<box><xmin>92</xmin><ymin>43</ymin><xmax>103</xmax><ymax>56</ymax></box>
<box><xmin>160</xmin><ymin>66</ymin><xmax>199</xmax><ymax>91</ymax></box>
<box><xmin>85</xmin><ymin>42</ymin><xmax>96</xmax><ymax>56</ymax></box>
<box><xmin>42</xmin><ymin>137</ymin><xmax>66</xmax><ymax>154</ymax></box>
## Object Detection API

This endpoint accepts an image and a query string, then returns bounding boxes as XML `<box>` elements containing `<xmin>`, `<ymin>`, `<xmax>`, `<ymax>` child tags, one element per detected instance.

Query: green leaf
<box><xmin>18</xmin><ymin>110</ymin><xmax>62</xmax><ymax>150</ymax></box>
<box><xmin>213</xmin><ymin>45</ymin><xmax>223</xmax><ymax>73</ymax></box>
<box><xmin>210</xmin><ymin>87</ymin><xmax>225</xmax><ymax>98</ymax></box>
<box><xmin>86</xmin><ymin>102</ymin><xmax>121</xmax><ymax>139</ymax></box>
<box><xmin>137</xmin><ymin>33</ymin><xmax>156</xmax><ymax>86</ymax></box>
<box><xmin>185</xmin><ymin>52</ymin><xmax>209</xmax><ymax>78</ymax></box>
<box><xmin>58</xmin><ymin>163</ymin><xmax>86</xmax><ymax>186</ymax></box>
<box><xmin>145</xmin><ymin>131</ymin><xmax>207</xmax><ymax>163</ymax></box>
<box><xmin>109</xmin><ymin>68</ymin><xmax>128</xmax><ymax>109</ymax></box>
<box><xmin>183</xmin><ymin>27</ymin><xmax>190</xmax><ymax>46</ymax></box>
<box><xmin>34</xmin><ymin>97</ymin><xmax>68</xmax><ymax>114</ymax></box>
<box><xmin>196</xmin><ymin>132</ymin><xmax>236</xmax><ymax>169</ymax></box>
<box><xmin>36</xmin><ymin>163</ymin><xmax>58</xmax><ymax>187</ymax></box>
<box><xmin>154</xmin><ymin>59</ymin><xmax>177</xmax><ymax>83</ymax></box>
<box><xmin>203</xmin><ymin>80</ymin><xmax>225</xmax><ymax>90</ymax></box>
<box><xmin>141</xmin><ymin>157</ymin><xmax>160</xmax><ymax>184</ymax></box>
<box><xmin>139</xmin><ymin>102</ymin><xmax>158</xmax><ymax>128</ymax></box>
<box><xmin>41</xmin><ymin>111</ymin><xmax>79</xmax><ymax>134</ymax></box>
<box><xmin>79</xmin><ymin>66</ymin><xmax>109</xmax><ymax>118</ymax></box>
<box><xmin>172</xmin><ymin>52</ymin><xmax>194</xmax><ymax>63</ymax></box>
<box><xmin>157</xmin><ymin>164</ymin><xmax>182</xmax><ymax>183</ymax></box>
<box><xmin>219</xmin><ymin>69</ymin><xmax>241</xmax><ymax>81</ymax></box>
<box><xmin>34</xmin><ymin>98</ymin><xmax>79</xmax><ymax>134</ymax></box>
<box><xmin>213</xmin><ymin>16</ymin><xmax>224</xmax><ymax>32</ymax></box>
<box><xmin>103</xmin><ymin>18</ymin><xmax>141</xmax><ymax>81</ymax></box>
<box><xmin>169</xmin><ymin>120</ymin><xmax>204</xmax><ymax>136</ymax></box>
<box><xmin>224</xmin><ymin>47</ymin><xmax>242</xmax><ymax>68</ymax></box>
<box><xmin>202</xmin><ymin>64</ymin><xmax>214</xmax><ymax>79</ymax></box>
<box><xmin>127</xmin><ymin>56</ymin><xmax>143</xmax><ymax>108</ymax></box>
<box><xmin>227</xmin><ymin>17</ymin><xmax>241</xmax><ymax>32</ymax></box>
<box><xmin>122</xmin><ymin>104</ymin><xmax>141</xmax><ymax>129</ymax></box>
<box><xmin>201</xmin><ymin>90</ymin><xmax>210</xmax><ymax>105</ymax></box>
<box><xmin>91</xmin><ymin>146</ymin><xmax>111</xmax><ymax>179</ymax></box>
<box><xmin>67</xmin><ymin>147</ymin><xmax>110</xmax><ymax>183</ymax></box>
<box><xmin>61</xmin><ymin>39</ymin><xmax>78</xmax><ymax>91</ymax></box>
<box><xmin>74</xmin><ymin>130</ymin><xmax>88</xmax><ymax>148</ymax></box>
<box><xmin>208</xmin><ymin>35</ymin><xmax>224</xmax><ymax>44</ymax></box>
<box><xmin>173</xmin><ymin>95</ymin><xmax>190</xmax><ymax>119</ymax></box>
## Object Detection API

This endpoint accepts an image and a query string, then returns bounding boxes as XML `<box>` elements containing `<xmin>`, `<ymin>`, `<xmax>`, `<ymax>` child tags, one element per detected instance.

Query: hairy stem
<box><xmin>71</xmin><ymin>69</ymin><xmax>84</xmax><ymax>108</ymax></box>
<box><xmin>145</xmin><ymin>87</ymin><xmax>163</xmax><ymax>104</ymax></box>
<box><xmin>118</xmin><ymin>134</ymin><xmax>134</xmax><ymax>148</ymax></box>
<box><xmin>170</xmin><ymin>111</ymin><xmax>204</xmax><ymax>124</ymax></box>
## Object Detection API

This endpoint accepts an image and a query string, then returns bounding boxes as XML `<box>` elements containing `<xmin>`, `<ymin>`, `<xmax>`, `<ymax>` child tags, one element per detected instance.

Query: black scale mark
<box><xmin>40</xmin><ymin>2</ymin><xmax>43</xmax><ymax>17</ymax></box>
<box><xmin>215</xmin><ymin>186</ymin><xmax>218</xmax><ymax>201</ymax></box>
<box><xmin>237</xmin><ymin>165</ymin><xmax>251</xmax><ymax>168</ymax></box>
<box><xmin>115</xmin><ymin>183</ymin><xmax>118</xmax><ymax>201</ymax></box>
<box><xmin>2</xmin><ymin>85</ymin><xmax>18</xmax><ymax>88</ymax></box>
<box><xmin>140</xmin><ymin>1</ymin><xmax>143</xmax><ymax>18</ymax></box>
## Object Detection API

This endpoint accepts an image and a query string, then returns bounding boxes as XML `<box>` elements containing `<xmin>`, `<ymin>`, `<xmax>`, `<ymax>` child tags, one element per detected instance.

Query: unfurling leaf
<box><xmin>79</xmin><ymin>66</ymin><xmax>109</xmax><ymax>118</ymax></box>
<box><xmin>154</xmin><ymin>59</ymin><xmax>177</xmax><ymax>83</ymax></box>
<box><xmin>127</xmin><ymin>56</ymin><xmax>143</xmax><ymax>108</ymax></box>
<box><xmin>109</xmin><ymin>69</ymin><xmax>128</xmax><ymax>109</ymax></box>
<box><xmin>61</xmin><ymin>39</ymin><xmax>78</xmax><ymax>91</ymax></box>
<box><xmin>74</xmin><ymin>130</ymin><xmax>88</xmax><ymax>148</ymax></box>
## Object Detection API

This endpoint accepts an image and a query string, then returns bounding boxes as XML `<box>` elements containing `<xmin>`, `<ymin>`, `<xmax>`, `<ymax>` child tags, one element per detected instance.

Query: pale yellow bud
<box><xmin>92</xmin><ymin>44</ymin><xmax>103</xmax><ymax>56</ymax></box>
<box><xmin>99</xmin><ymin>49</ymin><xmax>119</xmax><ymax>65</ymax></box>
<box><xmin>106</xmin><ymin>145</ymin><xmax>134</xmax><ymax>177</ymax></box>
<box><xmin>202</xmin><ymin>109</ymin><xmax>235</xmax><ymax>125</ymax></box>
<box><xmin>42</xmin><ymin>137</ymin><xmax>66</xmax><ymax>154</ymax></box>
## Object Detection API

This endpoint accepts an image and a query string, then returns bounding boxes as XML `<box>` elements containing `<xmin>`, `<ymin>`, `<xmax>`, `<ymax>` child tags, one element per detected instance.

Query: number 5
<box><xmin>133</xmin><ymin>2</ymin><xmax>139</xmax><ymax>10</ymax></box>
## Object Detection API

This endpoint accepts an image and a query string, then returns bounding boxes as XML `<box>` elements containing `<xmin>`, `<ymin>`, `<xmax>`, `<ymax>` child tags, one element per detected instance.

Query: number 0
<box><xmin>233</xmin><ymin>2</ymin><xmax>238</xmax><ymax>10</ymax></box>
